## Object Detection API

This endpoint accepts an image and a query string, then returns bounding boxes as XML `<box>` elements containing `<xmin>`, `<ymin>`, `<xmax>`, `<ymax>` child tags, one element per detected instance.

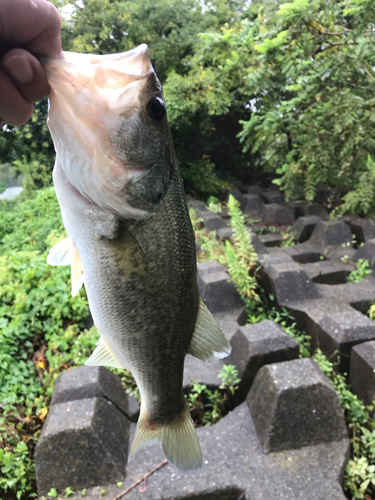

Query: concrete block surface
<box><xmin>290</xmin><ymin>215</ymin><xmax>322</xmax><ymax>243</ymax></box>
<box><xmin>350</xmin><ymin>341</ymin><xmax>375</xmax><ymax>406</ymax></box>
<box><xmin>310</xmin><ymin>220</ymin><xmax>352</xmax><ymax>247</ymax></box>
<box><xmin>197</xmin><ymin>260</ymin><xmax>244</xmax><ymax>313</ymax></box>
<box><xmin>35</xmin><ymin>398</ymin><xmax>130</xmax><ymax>495</ymax></box>
<box><xmin>226</xmin><ymin>320</ymin><xmax>299</xmax><ymax>401</ymax></box>
<box><xmin>247</xmin><ymin>358</ymin><xmax>348</xmax><ymax>453</ymax></box>
<box><xmin>261</xmin><ymin>204</ymin><xmax>295</xmax><ymax>224</ymax></box>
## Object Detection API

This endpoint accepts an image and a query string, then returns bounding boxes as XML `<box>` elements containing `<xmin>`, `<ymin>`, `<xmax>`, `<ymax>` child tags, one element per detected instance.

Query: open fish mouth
<box><xmin>43</xmin><ymin>45</ymin><xmax>168</xmax><ymax>220</ymax></box>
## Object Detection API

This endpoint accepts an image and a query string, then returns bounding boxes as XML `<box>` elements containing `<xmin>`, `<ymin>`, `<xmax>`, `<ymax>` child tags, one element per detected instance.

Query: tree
<box><xmin>165</xmin><ymin>0</ymin><xmax>375</xmax><ymax>207</ymax></box>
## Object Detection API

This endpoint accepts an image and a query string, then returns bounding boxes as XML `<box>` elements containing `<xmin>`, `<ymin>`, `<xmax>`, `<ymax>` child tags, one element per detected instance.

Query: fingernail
<box><xmin>3</xmin><ymin>55</ymin><xmax>33</xmax><ymax>84</ymax></box>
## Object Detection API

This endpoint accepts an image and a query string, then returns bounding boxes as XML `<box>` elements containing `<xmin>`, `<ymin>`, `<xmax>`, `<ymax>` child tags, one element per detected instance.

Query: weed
<box><xmin>280</xmin><ymin>232</ymin><xmax>295</xmax><ymax>247</ymax></box>
<box><xmin>347</xmin><ymin>259</ymin><xmax>372</xmax><ymax>283</ymax></box>
<box><xmin>225</xmin><ymin>195</ymin><xmax>258</xmax><ymax>299</ymax></box>
<box><xmin>186</xmin><ymin>365</ymin><xmax>241</xmax><ymax>426</ymax></box>
<box><xmin>206</xmin><ymin>196</ymin><xmax>222</xmax><ymax>213</ymax></box>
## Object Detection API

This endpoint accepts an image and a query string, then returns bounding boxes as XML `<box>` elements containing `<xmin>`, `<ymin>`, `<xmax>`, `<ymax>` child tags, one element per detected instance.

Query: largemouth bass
<box><xmin>44</xmin><ymin>44</ymin><xmax>231</xmax><ymax>472</ymax></box>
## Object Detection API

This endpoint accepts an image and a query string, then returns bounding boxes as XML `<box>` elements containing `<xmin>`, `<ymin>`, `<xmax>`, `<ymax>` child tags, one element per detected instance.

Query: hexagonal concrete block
<box><xmin>226</xmin><ymin>320</ymin><xmax>299</xmax><ymax>401</ymax></box>
<box><xmin>293</xmin><ymin>202</ymin><xmax>329</xmax><ymax>220</ymax></box>
<box><xmin>35</xmin><ymin>398</ymin><xmax>130</xmax><ymax>496</ymax></box>
<box><xmin>260</xmin><ymin>252</ymin><xmax>321</xmax><ymax>306</ymax></box>
<box><xmin>247</xmin><ymin>358</ymin><xmax>348</xmax><ymax>453</ymax></box>
<box><xmin>261</xmin><ymin>204</ymin><xmax>295</xmax><ymax>224</ymax></box>
<box><xmin>200</xmin><ymin>211</ymin><xmax>227</xmax><ymax>232</ymax></box>
<box><xmin>313</xmin><ymin>310</ymin><xmax>375</xmax><ymax>373</ymax></box>
<box><xmin>290</xmin><ymin>216</ymin><xmax>322</xmax><ymax>243</ymax></box>
<box><xmin>51</xmin><ymin>366</ymin><xmax>129</xmax><ymax>418</ymax></box>
<box><xmin>310</xmin><ymin>220</ymin><xmax>352</xmax><ymax>247</ymax></box>
<box><xmin>353</xmin><ymin>239</ymin><xmax>375</xmax><ymax>271</ymax></box>
<box><xmin>197</xmin><ymin>260</ymin><xmax>244</xmax><ymax>313</ymax></box>
<box><xmin>346</xmin><ymin>218</ymin><xmax>375</xmax><ymax>244</ymax></box>
<box><xmin>260</xmin><ymin>191</ymin><xmax>285</xmax><ymax>205</ymax></box>
<box><xmin>350</xmin><ymin>341</ymin><xmax>375</xmax><ymax>406</ymax></box>
<box><xmin>243</xmin><ymin>194</ymin><xmax>264</xmax><ymax>215</ymax></box>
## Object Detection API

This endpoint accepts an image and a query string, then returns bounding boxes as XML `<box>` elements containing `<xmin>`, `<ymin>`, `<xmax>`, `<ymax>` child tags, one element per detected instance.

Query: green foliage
<box><xmin>186</xmin><ymin>365</ymin><xmax>240</xmax><ymax>426</ymax></box>
<box><xmin>334</xmin><ymin>156</ymin><xmax>375</xmax><ymax>217</ymax></box>
<box><xmin>0</xmin><ymin>189</ymin><xmax>92</xmax><ymax>499</ymax></box>
<box><xmin>168</xmin><ymin>0</ymin><xmax>375</xmax><ymax>209</ymax></box>
<box><xmin>313</xmin><ymin>349</ymin><xmax>375</xmax><ymax>499</ymax></box>
<box><xmin>0</xmin><ymin>100</ymin><xmax>55</xmax><ymax>184</ymax></box>
<box><xmin>347</xmin><ymin>258</ymin><xmax>372</xmax><ymax>283</ymax></box>
<box><xmin>225</xmin><ymin>195</ymin><xmax>258</xmax><ymax>299</ymax></box>
<box><xmin>218</xmin><ymin>364</ymin><xmax>240</xmax><ymax>395</ymax></box>
<box><xmin>190</xmin><ymin>207</ymin><xmax>227</xmax><ymax>264</ymax></box>
<box><xmin>206</xmin><ymin>196</ymin><xmax>222</xmax><ymax>213</ymax></box>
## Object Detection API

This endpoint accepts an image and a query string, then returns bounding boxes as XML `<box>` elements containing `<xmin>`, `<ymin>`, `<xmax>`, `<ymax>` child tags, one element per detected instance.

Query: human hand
<box><xmin>0</xmin><ymin>0</ymin><xmax>62</xmax><ymax>126</ymax></box>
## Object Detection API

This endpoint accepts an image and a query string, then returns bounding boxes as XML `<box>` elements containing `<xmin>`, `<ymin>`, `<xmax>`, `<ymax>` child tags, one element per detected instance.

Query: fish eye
<box><xmin>146</xmin><ymin>97</ymin><xmax>166</xmax><ymax>122</ymax></box>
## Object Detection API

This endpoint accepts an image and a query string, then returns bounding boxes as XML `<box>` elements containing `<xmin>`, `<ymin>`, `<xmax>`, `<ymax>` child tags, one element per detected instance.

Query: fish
<box><xmin>44</xmin><ymin>44</ymin><xmax>231</xmax><ymax>472</ymax></box>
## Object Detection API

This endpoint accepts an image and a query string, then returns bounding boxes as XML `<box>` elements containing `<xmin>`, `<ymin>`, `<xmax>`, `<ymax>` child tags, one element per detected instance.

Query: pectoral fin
<box><xmin>47</xmin><ymin>237</ymin><xmax>85</xmax><ymax>297</ymax></box>
<box><xmin>47</xmin><ymin>237</ymin><xmax>73</xmax><ymax>266</ymax></box>
<box><xmin>187</xmin><ymin>298</ymin><xmax>231</xmax><ymax>362</ymax></box>
<box><xmin>71</xmin><ymin>246</ymin><xmax>84</xmax><ymax>297</ymax></box>
<box><xmin>85</xmin><ymin>337</ymin><xmax>124</xmax><ymax>369</ymax></box>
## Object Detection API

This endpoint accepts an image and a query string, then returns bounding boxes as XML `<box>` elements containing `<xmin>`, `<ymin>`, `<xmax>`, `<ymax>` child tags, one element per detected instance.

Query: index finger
<box><xmin>0</xmin><ymin>0</ymin><xmax>62</xmax><ymax>59</ymax></box>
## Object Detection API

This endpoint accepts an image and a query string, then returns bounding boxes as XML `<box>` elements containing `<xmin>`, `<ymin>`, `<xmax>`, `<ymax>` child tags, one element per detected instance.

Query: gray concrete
<box><xmin>327</xmin><ymin>245</ymin><xmax>357</xmax><ymax>262</ymax></box>
<box><xmin>260</xmin><ymin>252</ymin><xmax>321</xmax><ymax>305</ymax></box>
<box><xmin>310</xmin><ymin>220</ymin><xmax>352</xmax><ymax>247</ymax></box>
<box><xmin>353</xmin><ymin>239</ymin><xmax>375</xmax><ymax>270</ymax></box>
<box><xmin>350</xmin><ymin>341</ymin><xmax>375</xmax><ymax>406</ymax></box>
<box><xmin>293</xmin><ymin>202</ymin><xmax>329</xmax><ymax>220</ymax></box>
<box><xmin>188</xmin><ymin>200</ymin><xmax>207</xmax><ymax>212</ymax></box>
<box><xmin>197</xmin><ymin>260</ymin><xmax>245</xmax><ymax>313</ymax></box>
<box><xmin>226</xmin><ymin>320</ymin><xmax>299</xmax><ymax>401</ymax></box>
<box><xmin>220</xmin><ymin>188</ymin><xmax>245</xmax><ymax>209</ymax></box>
<box><xmin>261</xmin><ymin>190</ymin><xmax>285</xmax><ymax>205</ymax></box>
<box><xmin>248</xmin><ymin>184</ymin><xmax>264</xmax><ymax>196</ymax></box>
<box><xmin>69</xmin><ymin>403</ymin><xmax>349</xmax><ymax>500</ymax></box>
<box><xmin>312</xmin><ymin>310</ymin><xmax>375</xmax><ymax>373</ymax></box>
<box><xmin>35</xmin><ymin>398</ymin><xmax>130</xmax><ymax>496</ymax></box>
<box><xmin>199</xmin><ymin>211</ymin><xmax>227</xmax><ymax>232</ymax></box>
<box><xmin>216</xmin><ymin>226</ymin><xmax>233</xmax><ymax>242</ymax></box>
<box><xmin>259</xmin><ymin>233</ymin><xmax>285</xmax><ymax>247</ymax></box>
<box><xmin>51</xmin><ymin>366</ymin><xmax>130</xmax><ymax>418</ymax></box>
<box><xmin>274</xmin><ymin>242</ymin><xmax>325</xmax><ymax>263</ymax></box>
<box><xmin>290</xmin><ymin>215</ymin><xmax>322</xmax><ymax>243</ymax></box>
<box><xmin>249</xmin><ymin>231</ymin><xmax>268</xmax><ymax>254</ymax></box>
<box><xmin>243</xmin><ymin>194</ymin><xmax>264</xmax><ymax>215</ymax></box>
<box><xmin>318</xmin><ymin>276</ymin><xmax>375</xmax><ymax>313</ymax></box>
<box><xmin>261</xmin><ymin>203</ymin><xmax>295</xmax><ymax>224</ymax></box>
<box><xmin>346</xmin><ymin>218</ymin><xmax>375</xmax><ymax>244</ymax></box>
<box><xmin>302</xmin><ymin>260</ymin><xmax>355</xmax><ymax>284</ymax></box>
<box><xmin>248</xmin><ymin>359</ymin><xmax>348</xmax><ymax>453</ymax></box>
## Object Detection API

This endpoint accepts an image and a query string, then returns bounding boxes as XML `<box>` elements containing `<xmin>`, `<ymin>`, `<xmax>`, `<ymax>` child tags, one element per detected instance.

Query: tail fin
<box><xmin>129</xmin><ymin>400</ymin><xmax>202</xmax><ymax>472</ymax></box>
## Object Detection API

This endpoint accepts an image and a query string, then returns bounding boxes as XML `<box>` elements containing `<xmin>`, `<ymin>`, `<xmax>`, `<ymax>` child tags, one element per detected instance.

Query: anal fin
<box><xmin>85</xmin><ymin>337</ymin><xmax>124</xmax><ymax>369</ymax></box>
<box><xmin>187</xmin><ymin>298</ymin><xmax>231</xmax><ymax>362</ymax></box>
